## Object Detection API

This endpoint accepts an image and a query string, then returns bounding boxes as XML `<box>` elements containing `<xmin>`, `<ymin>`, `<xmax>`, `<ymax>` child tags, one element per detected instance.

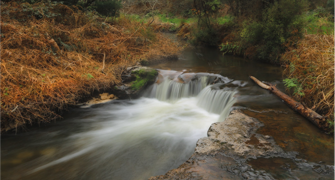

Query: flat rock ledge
<box><xmin>149</xmin><ymin>110</ymin><xmax>334</xmax><ymax>180</ymax></box>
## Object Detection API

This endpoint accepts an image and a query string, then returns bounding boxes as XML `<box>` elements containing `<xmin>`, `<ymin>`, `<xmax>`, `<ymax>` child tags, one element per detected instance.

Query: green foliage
<box><xmin>190</xmin><ymin>27</ymin><xmax>218</xmax><ymax>46</ymax></box>
<box><xmin>219</xmin><ymin>42</ymin><xmax>243</xmax><ymax>56</ymax></box>
<box><xmin>326</xmin><ymin>115</ymin><xmax>334</xmax><ymax>134</ymax></box>
<box><xmin>283</xmin><ymin>78</ymin><xmax>305</xmax><ymax>96</ymax></box>
<box><xmin>240</xmin><ymin>21</ymin><xmax>263</xmax><ymax>44</ymax></box>
<box><xmin>3</xmin><ymin>87</ymin><xmax>9</xmax><ymax>96</ymax></box>
<box><xmin>92</xmin><ymin>0</ymin><xmax>122</xmax><ymax>17</ymax></box>
<box><xmin>215</xmin><ymin>15</ymin><xmax>234</xmax><ymax>25</ymax></box>
<box><xmin>83</xmin><ymin>73</ymin><xmax>94</xmax><ymax>80</ymax></box>
<box><xmin>240</xmin><ymin>0</ymin><xmax>308</xmax><ymax>63</ymax></box>
<box><xmin>326</xmin><ymin>0</ymin><xmax>334</xmax><ymax>15</ymax></box>
<box><xmin>131</xmin><ymin>69</ymin><xmax>158</xmax><ymax>90</ymax></box>
<box><xmin>193</xmin><ymin>0</ymin><xmax>221</xmax><ymax>29</ymax></box>
<box><xmin>156</xmin><ymin>14</ymin><xmax>188</xmax><ymax>27</ymax></box>
<box><xmin>304</xmin><ymin>9</ymin><xmax>334</xmax><ymax>34</ymax></box>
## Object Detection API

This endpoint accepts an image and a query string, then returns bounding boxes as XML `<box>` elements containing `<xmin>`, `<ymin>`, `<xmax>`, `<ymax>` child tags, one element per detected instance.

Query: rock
<box><xmin>113</xmin><ymin>66</ymin><xmax>158</xmax><ymax>99</ymax></box>
<box><xmin>99</xmin><ymin>93</ymin><xmax>114</xmax><ymax>100</ymax></box>
<box><xmin>149</xmin><ymin>110</ymin><xmax>334</xmax><ymax>180</ymax></box>
<box><xmin>193</xmin><ymin>110</ymin><xmax>283</xmax><ymax>158</ymax></box>
<box><xmin>78</xmin><ymin>93</ymin><xmax>117</xmax><ymax>108</ymax></box>
<box><xmin>131</xmin><ymin>66</ymin><xmax>156</xmax><ymax>73</ymax></box>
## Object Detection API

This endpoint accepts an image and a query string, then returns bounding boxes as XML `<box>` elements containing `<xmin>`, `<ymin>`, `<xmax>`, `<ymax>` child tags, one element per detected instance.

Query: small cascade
<box><xmin>148</xmin><ymin>76</ymin><xmax>208</xmax><ymax>101</ymax></box>
<box><xmin>145</xmin><ymin>70</ymin><xmax>237</xmax><ymax>121</ymax></box>
<box><xmin>145</xmin><ymin>70</ymin><xmax>232</xmax><ymax>101</ymax></box>
<box><xmin>197</xmin><ymin>85</ymin><xmax>236</xmax><ymax>121</ymax></box>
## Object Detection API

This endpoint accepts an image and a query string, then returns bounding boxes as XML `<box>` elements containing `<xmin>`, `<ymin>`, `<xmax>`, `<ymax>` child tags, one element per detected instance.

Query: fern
<box><xmin>283</xmin><ymin>78</ymin><xmax>298</xmax><ymax>88</ymax></box>
<box><xmin>283</xmin><ymin>78</ymin><xmax>305</xmax><ymax>97</ymax></box>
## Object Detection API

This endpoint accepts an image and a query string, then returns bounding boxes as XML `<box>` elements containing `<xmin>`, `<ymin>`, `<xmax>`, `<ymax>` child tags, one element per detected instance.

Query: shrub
<box><xmin>93</xmin><ymin>0</ymin><xmax>122</xmax><ymax>17</ymax></box>
<box><xmin>326</xmin><ymin>0</ymin><xmax>334</xmax><ymax>16</ymax></box>
<box><xmin>281</xmin><ymin>34</ymin><xmax>334</xmax><ymax>120</ymax></box>
<box><xmin>240</xmin><ymin>0</ymin><xmax>308</xmax><ymax>63</ymax></box>
<box><xmin>190</xmin><ymin>26</ymin><xmax>219</xmax><ymax>46</ymax></box>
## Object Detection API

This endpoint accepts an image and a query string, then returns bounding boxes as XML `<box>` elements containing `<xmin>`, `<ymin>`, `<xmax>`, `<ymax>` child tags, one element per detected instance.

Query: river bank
<box><xmin>0</xmin><ymin>1</ymin><xmax>181</xmax><ymax>133</ymax></box>
<box><xmin>122</xmin><ymin>1</ymin><xmax>334</xmax><ymax>132</ymax></box>
<box><xmin>2</xmin><ymin>44</ymin><xmax>333</xmax><ymax>180</ymax></box>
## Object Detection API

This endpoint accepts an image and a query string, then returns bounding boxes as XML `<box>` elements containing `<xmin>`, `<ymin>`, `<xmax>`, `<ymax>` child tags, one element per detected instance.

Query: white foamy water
<box><xmin>3</xmin><ymin>72</ymin><xmax>237</xmax><ymax>180</ymax></box>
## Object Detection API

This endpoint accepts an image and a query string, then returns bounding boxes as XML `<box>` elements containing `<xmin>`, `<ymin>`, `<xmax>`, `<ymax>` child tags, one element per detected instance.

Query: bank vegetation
<box><xmin>1</xmin><ymin>0</ymin><xmax>180</xmax><ymax>132</ymax></box>
<box><xmin>124</xmin><ymin>0</ymin><xmax>334</xmax><ymax>132</ymax></box>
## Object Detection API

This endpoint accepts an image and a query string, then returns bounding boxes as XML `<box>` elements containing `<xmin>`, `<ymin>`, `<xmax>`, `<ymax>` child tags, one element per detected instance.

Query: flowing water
<box><xmin>2</xmin><ymin>44</ymin><xmax>334</xmax><ymax>180</ymax></box>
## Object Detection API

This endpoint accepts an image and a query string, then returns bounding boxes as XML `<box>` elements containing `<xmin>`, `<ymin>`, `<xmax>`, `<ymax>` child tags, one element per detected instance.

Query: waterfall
<box><xmin>147</xmin><ymin>76</ymin><xmax>208</xmax><ymax>101</ymax></box>
<box><xmin>197</xmin><ymin>85</ymin><xmax>236</xmax><ymax>121</ymax></box>
<box><xmin>145</xmin><ymin>70</ymin><xmax>237</xmax><ymax>121</ymax></box>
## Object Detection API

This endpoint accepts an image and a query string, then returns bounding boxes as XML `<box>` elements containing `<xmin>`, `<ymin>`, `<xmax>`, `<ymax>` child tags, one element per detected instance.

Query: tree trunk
<box><xmin>250</xmin><ymin>76</ymin><xmax>329</xmax><ymax>132</ymax></box>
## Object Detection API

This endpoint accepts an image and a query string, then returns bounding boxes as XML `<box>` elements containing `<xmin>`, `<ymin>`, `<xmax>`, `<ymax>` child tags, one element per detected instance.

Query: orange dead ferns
<box><xmin>281</xmin><ymin>34</ymin><xmax>334</xmax><ymax>121</ymax></box>
<box><xmin>1</xmin><ymin>1</ymin><xmax>180</xmax><ymax>132</ymax></box>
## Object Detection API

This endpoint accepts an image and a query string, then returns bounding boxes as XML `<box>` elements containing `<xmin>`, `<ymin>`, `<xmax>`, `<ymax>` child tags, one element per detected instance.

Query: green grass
<box><xmin>155</xmin><ymin>14</ymin><xmax>196</xmax><ymax>26</ymax></box>
<box><xmin>123</xmin><ymin>13</ymin><xmax>196</xmax><ymax>28</ymax></box>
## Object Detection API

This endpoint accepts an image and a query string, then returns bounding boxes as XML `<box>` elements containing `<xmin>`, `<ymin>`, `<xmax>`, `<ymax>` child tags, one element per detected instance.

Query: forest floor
<box><xmin>0</xmin><ymin>1</ymin><xmax>181</xmax><ymax>132</ymax></box>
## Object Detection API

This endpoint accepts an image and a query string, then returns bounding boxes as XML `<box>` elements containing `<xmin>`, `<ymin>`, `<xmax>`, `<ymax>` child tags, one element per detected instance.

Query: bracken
<box><xmin>281</xmin><ymin>34</ymin><xmax>334</xmax><ymax>121</ymax></box>
<box><xmin>0</xmin><ymin>1</ymin><xmax>180</xmax><ymax>132</ymax></box>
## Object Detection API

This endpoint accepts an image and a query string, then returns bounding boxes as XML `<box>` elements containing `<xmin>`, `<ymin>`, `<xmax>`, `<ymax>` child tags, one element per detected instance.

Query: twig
<box><xmin>11</xmin><ymin>105</ymin><xmax>18</xmax><ymax>112</ymax></box>
<box><xmin>147</xmin><ymin>16</ymin><xmax>155</xmax><ymax>26</ymax></box>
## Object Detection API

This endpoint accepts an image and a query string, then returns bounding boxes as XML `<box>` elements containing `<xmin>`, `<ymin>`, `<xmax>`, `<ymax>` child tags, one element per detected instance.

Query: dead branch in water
<box><xmin>250</xmin><ymin>76</ymin><xmax>329</xmax><ymax>132</ymax></box>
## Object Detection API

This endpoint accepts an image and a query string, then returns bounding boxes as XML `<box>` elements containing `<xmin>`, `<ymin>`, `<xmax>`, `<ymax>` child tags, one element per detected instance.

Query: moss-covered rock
<box><xmin>130</xmin><ymin>68</ymin><xmax>158</xmax><ymax>91</ymax></box>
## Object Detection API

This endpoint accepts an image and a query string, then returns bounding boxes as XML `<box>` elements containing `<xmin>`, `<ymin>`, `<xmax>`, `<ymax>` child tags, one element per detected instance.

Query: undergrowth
<box><xmin>0</xmin><ymin>1</ymin><xmax>180</xmax><ymax>132</ymax></box>
<box><xmin>304</xmin><ymin>7</ymin><xmax>334</xmax><ymax>35</ymax></box>
<box><xmin>281</xmin><ymin>34</ymin><xmax>334</xmax><ymax>123</ymax></box>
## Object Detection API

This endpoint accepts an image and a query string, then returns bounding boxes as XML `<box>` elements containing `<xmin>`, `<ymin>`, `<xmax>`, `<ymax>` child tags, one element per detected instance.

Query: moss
<box><xmin>131</xmin><ymin>69</ymin><xmax>158</xmax><ymax>90</ymax></box>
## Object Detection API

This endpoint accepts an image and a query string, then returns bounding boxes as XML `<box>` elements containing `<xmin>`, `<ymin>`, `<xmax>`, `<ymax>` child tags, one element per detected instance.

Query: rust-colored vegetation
<box><xmin>1</xmin><ymin>1</ymin><xmax>180</xmax><ymax>132</ymax></box>
<box><xmin>281</xmin><ymin>34</ymin><xmax>334</xmax><ymax>120</ymax></box>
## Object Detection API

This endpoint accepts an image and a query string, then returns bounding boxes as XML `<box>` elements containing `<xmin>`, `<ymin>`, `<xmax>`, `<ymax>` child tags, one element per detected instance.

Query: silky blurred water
<box><xmin>2</xmin><ymin>44</ymin><xmax>333</xmax><ymax>180</ymax></box>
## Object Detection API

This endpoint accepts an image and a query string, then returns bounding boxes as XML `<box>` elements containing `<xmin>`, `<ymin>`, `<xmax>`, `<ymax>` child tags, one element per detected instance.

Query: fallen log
<box><xmin>250</xmin><ymin>76</ymin><xmax>329</xmax><ymax>132</ymax></box>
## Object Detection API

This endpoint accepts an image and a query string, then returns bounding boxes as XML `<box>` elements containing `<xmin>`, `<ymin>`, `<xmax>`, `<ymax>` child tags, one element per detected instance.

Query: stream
<box><xmin>1</xmin><ymin>44</ymin><xmax>334</xmax><ymax>180</ymax></box>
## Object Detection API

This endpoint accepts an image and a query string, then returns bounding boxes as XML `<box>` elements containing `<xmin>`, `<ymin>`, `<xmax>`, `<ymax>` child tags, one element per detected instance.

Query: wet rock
<box><xmin>114</xmin><ymin>66</ymin><xmax>158</xmax><ymax>99</ymax></box>
<box><xmin>149</xmin><ymin>110</ymin><xmax>334</xmax><ymax>180</ymax></box>
<box><xmin>193</xmin><ymin>111</ymin><xmax>283</xmax><ymax>159</ymax></box>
